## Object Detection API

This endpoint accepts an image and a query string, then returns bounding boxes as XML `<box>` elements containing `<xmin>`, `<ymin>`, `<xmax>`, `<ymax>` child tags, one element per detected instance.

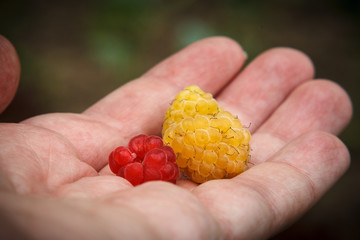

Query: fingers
<box><xmin>217</xmin><ymin>47</ymin><xmax>315</xmax><ymax>131</ymax></box>
<box><xmin>194</xmin><ymin>131</ymin><xmax>350</xmax><ymax>239</ymax></box>
<box><xmin>0</xmin><ymin>35</ymin><xmax>20</xmax><ymax>114</ymax></box>
<box><xmin>24</xmin><ymin>37</ymin><xmax>247</xmax><ymax>170</ymax></box>
<box><xmin>252</xmin><ymin>80</ymin><xmax>353</xmax><ymax>164</ymax></box>
<box><xmin>142</xmin><ymin>36</ymin><xmax>246</xmax><ymax>89</ymax></box>
<box><xmin>84</xmin><ymin>36</ymin><xmax>247</xmax><ymax>134</ymax></box>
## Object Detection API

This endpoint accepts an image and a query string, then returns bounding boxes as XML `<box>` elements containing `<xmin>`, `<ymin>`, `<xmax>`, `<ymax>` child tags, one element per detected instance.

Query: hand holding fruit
<box><xmin>0</xmin><ymin>36</ymin><xmax>352</xmax><ymax>239</ymax></box>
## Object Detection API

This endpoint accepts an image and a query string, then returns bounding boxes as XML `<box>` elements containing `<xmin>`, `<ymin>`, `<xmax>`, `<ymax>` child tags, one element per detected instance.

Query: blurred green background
<box><xmin>1</xmin><ymin>0</ymin><xmax>359</xmax><ymax>238</ymax></box>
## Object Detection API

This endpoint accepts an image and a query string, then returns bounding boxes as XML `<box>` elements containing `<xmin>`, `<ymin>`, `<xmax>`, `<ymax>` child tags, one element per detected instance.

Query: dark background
<box><xmin>1</xmin><ymin>0</ymin><xmax>359</xmax><ymax>239</ymax></box>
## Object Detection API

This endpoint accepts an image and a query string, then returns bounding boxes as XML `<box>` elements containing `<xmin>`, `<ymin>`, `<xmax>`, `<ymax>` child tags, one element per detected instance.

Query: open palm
<box><xmin>0</xmin><ymin>36</ymin><xmax>352</xmax><ymax>239</ymax></box>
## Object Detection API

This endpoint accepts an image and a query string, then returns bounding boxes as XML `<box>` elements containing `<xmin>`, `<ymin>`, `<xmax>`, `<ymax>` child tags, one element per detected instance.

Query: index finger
<box><xmin>84</xmin><ymin>36</ymin><xmax>247</xmax><ymax>135</ymax></box>
<box><xmin>23</xmin><ymin>37</ymin><xmax>247</xmax><ymax>171</ymax></box>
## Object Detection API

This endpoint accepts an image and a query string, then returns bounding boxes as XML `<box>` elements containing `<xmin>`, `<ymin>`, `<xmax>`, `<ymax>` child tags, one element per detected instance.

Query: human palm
<box><xmin>0</xmin><ymin>36</ymin><xmax>352</xmax><ymax>239</ymax></box>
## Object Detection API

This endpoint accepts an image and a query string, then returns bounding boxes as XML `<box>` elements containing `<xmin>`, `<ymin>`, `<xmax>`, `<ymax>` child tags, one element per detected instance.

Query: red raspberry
<box><xmin>109</xmin><ymin>134</ymin><xmax>180</xmax><ymax>186</ymax></box>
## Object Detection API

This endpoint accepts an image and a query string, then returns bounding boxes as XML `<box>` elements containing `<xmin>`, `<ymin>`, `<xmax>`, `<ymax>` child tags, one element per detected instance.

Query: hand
<box><xmin>0</xmin><ymin>35</ymin><xmax>352</xmax><ymax>239</ymax></box>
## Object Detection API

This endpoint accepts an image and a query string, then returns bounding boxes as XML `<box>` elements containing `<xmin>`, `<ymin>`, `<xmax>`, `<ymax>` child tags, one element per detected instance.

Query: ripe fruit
<box><xmin>162</xmin><ymin>85</ymin><xmax>251</xmax><ymax>183</ymax></box>
<box><xmin>109</xmin><ymin>134</ymin><xmax>180</xmax><ymax>186</ymax></box>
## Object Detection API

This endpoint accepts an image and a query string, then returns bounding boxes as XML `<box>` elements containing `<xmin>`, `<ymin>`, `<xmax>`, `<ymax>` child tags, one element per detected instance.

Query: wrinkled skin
<box><xmin>0</xmin><ymin>35</ymin><xmax>352</xmax><ymax>240</ymax></box>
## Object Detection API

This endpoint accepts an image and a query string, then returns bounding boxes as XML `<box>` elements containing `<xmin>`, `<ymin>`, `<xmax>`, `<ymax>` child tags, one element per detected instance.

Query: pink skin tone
<box><xmin>0</xmin><ymin>35</ymin><xmax>352</xmax><ymax>239</ymax></box>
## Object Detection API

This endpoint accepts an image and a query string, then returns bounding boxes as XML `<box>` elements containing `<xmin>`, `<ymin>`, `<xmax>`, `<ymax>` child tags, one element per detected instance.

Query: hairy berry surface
<box><xmin>162</xmin><ymin>85</ymin><xmax>251</xmax><ymax>183</ymax></box>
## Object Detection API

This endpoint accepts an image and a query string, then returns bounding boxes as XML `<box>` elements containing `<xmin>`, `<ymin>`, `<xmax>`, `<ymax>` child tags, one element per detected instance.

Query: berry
<box><xmin>109</xmin><ymin>134</ymin><xmax>180</xmax><ymax>186</ymax></box>
<box><xmin>162</xmin><ymin>85</ymin><xmax>251</xmax><ymax>183</ymax></box>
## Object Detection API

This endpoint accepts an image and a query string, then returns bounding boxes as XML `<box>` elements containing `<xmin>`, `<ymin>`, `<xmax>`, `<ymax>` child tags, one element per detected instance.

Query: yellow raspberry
<box><xmin>162</xmin><ymin>85</ymin><xmax>251</xmax><ymax>183</ymax></box>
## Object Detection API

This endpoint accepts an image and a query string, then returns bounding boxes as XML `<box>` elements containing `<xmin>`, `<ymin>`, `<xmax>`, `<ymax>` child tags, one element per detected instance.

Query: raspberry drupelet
<box><xmin>162</xmin><ymin>85</ymin><xmax>251</xmax><ymax>183</ymax></box>
<box><xmin>109</xmin><ymin>134</ymin><xmax>180</xmax><ymax>186</ymax></box>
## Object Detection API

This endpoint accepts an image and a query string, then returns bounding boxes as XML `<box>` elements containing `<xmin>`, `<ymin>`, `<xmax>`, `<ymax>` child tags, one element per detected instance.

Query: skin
<box><xmin>0</xmin><ymin>35</ymin><xmax>352</xmax><ymax>240</ymax></box>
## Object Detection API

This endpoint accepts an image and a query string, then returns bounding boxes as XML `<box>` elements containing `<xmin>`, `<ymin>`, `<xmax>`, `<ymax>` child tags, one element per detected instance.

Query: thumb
<box><xmin>0</xmin><ymin>35</ymin><xmax>20</xmax><ymax>114</ymax></box>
